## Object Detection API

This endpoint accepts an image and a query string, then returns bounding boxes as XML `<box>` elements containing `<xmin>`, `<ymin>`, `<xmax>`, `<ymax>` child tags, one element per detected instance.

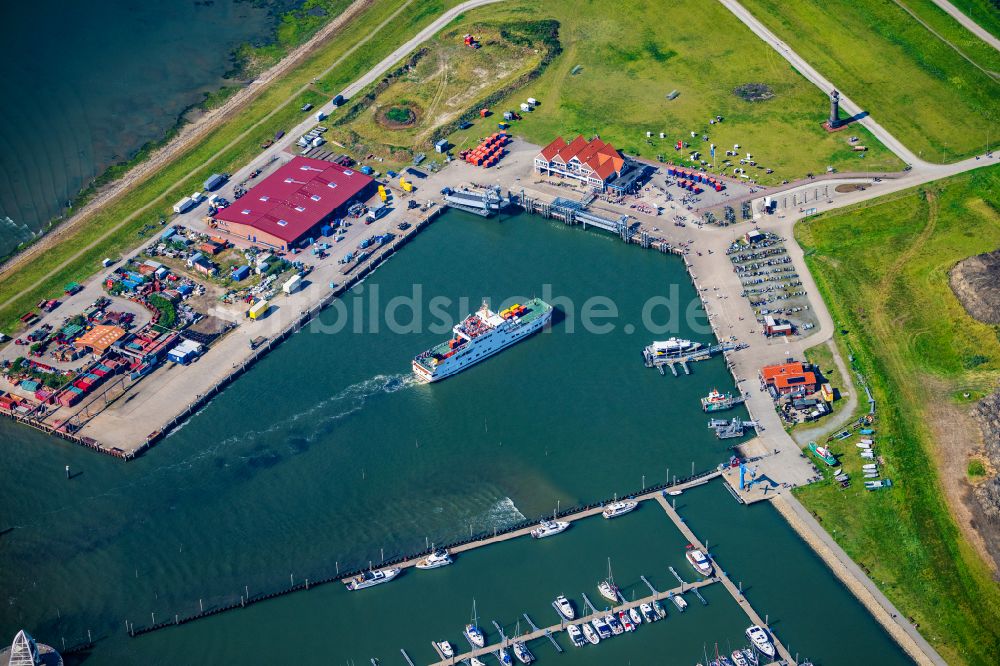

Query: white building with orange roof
<box><xmin>534</xmin><ymin>135</ymin><xmax>629</xmax><ymax>191</ymax></box>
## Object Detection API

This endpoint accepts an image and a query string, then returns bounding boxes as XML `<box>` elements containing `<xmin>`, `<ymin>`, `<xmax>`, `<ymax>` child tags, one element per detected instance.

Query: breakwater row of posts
<box><xmin>125</xmin><ymin>467</ymin><xmax>725</xmax><ymax>639</ymax></box>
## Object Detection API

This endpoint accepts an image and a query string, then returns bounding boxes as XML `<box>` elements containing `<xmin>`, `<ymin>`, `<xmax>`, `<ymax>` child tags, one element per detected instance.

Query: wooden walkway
<box><xmin>654</xmin><ymin>494</ymin><xmax>795</xmax><ymax>664</ymax></box>
<box><xmin>428</xmin><ymin>578</ymin><xmax>716</xmax><ymax>666</ymax></box>
<box><xmin>390</xmin><ymin>469</ymin><xmax>726</xmax><ymax>573</ymax></box>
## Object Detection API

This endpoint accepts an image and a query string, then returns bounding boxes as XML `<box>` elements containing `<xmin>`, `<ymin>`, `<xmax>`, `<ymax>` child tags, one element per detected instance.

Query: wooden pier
<box><xmin>654</xmin><ymin>494</ymin><xmax>796</xmax><ymax>664</ymax></box>
<box><xmin>428</xmin><ymin>579</ymin><xmax>716</xmax><ymax>666</ymax></box>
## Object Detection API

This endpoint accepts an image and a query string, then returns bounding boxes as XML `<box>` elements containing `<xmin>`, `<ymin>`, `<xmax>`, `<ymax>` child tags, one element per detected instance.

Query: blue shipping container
<box><xmin>231</xmin><ymin>265</ymin><xmax>250</xmax><ymax>281</ymax></box>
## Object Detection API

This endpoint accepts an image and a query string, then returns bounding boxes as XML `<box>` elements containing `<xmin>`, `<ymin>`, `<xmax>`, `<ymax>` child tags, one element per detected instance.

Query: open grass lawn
<box><xmin>0</xmin><ymin>0</ymin><xmax>465</xmax><ymax>335</ymax></box>
<box><xmin>447</xmin><ymin>0</ymin><xmax>902</xmax><ymax>181</ymax></box>
<box><xmin>330</xmin><ymin>22</ymin><xmax>545</xmax><ymax>159</ymax></box>
<box><xmin>795</xmin><ymin>165</ymin><xmax>1000</xmax><ymax>666</ymax></box>
<box><xmin>902</xmin><ymin>0</ymin><xmax>1000</xmax><ymax>74</ymax></box>
<box><xmin>740</xmin><ymin>0</ymin><xmax>1000</xmax><ymax>163</ymax></box>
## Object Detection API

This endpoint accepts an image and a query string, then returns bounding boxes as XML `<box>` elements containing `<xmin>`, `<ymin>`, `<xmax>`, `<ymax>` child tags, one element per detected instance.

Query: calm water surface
<box><xmin>0</xmin><ymin>211</ymin><xmax>910</xmax><ymax>664</ymax></box>
<box><xmin>0</xmin><ymin>0</ymin><xmax>292</xmax><ymax>255</ymax></box>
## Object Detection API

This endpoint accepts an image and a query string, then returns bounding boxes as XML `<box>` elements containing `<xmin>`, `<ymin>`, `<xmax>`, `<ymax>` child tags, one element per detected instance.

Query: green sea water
<box><xmin>0</xmin><ymin>210</ymin><xmax>910</xmax><ymax>664</ymax></box>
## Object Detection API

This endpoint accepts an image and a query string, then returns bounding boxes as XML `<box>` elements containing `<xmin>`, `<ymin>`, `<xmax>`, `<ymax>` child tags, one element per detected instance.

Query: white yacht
<box><xmin>629</xmin><ymin>607</ymin><xmax>643</xmax><ymax>626</ymax></box>
<box><xmin>554</xmin><ymin>595</ymin><xmax>576</xmax><ymax>620</ymax></box>
<box><xmin>672</xmin><ymin>595</ymin><xmax>688</xmax><ymax>612</ymax></box>
<box><xmin>465</xmin><ymin>599</ymin><xmax>485</xmax><ymax>648</ymax></box>
<box><xmin>512</xmin><ymin>641</ymin><xmax>534</xmax><ymax>664</ymax></box>
<box><xmin>746</xmin><ymin>625</ymin><xmax>776</xmax><ymax>659</ymax></box>
<box><xmin>602</xmin><ymin>500</ymin><xmax>639</xmax><ymax>519</ymax></box>
<box><xmin>416</xmin><ymin>548</ymin><xmax>452</xmax><ymax>569</ymax></box>
<box><xmin>686</xmin><ymin>548</ymin><xmax>714</xmax><ymax>576</ymax></box>
<box><xmin>606</xmin><ymin>613</ymin><xmax>624</xmax><ymax>635</ymax></box>
<box><xmin>598</xmin><ymin>580</ymin><xmax>620</xmax><ymax>604</ymax></box>
<box><xmin>591</xmin><ymin>617</ymin><xmax>612</xmax><ymax>639</ymax></box>
<box><xmin>582</xmin><ymin>623</ymin><xmax>600</xmax><ymax>645</ymax></box>
<box><xmin>496</xmin><ymin>646</ymin><xmax>512</xmax><ymax>665</ymax></box>
<box><xmin>640</xmin><ymin>602</ymin><xmax>657</xmax><ymax>623</ymax></box>
<box><xmin>530</xmin><ymin>520</ymin><xmax>569</xmax><ymax>539</ymax></box>
<box><xmin>437</xmin><ymin>641</ymin><xmax>454</xmax><ymax>658</ymax></box>
<box><xmin>344</xmin><ymin>567</ymin><xmax>400</xmax><ymax>590</ymax></box>
<box><xmin>567</xmin><ymin>624</ymin><xmax>586</xmax><ymax>646</ymax></box>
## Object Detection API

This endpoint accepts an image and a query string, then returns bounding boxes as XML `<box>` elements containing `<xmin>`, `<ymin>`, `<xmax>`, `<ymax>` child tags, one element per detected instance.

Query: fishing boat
<box><xmin>591</xmin><ymin>617</ymin><xmax>612</xmax><ymax>639</ymax></box>
<box><xmin>512</xmin><ymin>641</ymin><xmax>534</xmax><ymax>664</ymax></box>
<box><xmin>731</xmin><ymin>649</ymin><xmax>750</xmax><ymax>666</ymax></box>
<box><xmin>686</xmin><ymin>547</ymin><xmax>714</xmax><ymax>576</ymax></box>
<box><xmin>413</xmin><ymin>298</ymin><xmax>553</xmax><ymax>382</ymax></box>
<box><xmin>345</xmin><ymin>567</ymin><xmax>401</xmax><ymax>590</ymax></box>
<box><xmin>567</xmin><ymin>624</ymin><xmax>586</xmax><ymax>647</ymax></box>
<box><xmin>640</xmin><ymin>602</ymin><xmax>657</xmax><ymax>623</ymax></box>
<box><xmin>530</xmin><ymin>519</ymin><xmax>570</xmax><ymax>539</ymax></box>
<box><xmin>652</xmin><ymin>599</ymin><xmax>667</xmax><ymax>619</ymax></box>
<box><xmin>629</xmin><ymin>607</ymin><xmax>643</xmax><ymax>626</ymax></box>
<box><xmin>598</xmin><ymin>558</ymin><xmax>621</xmax><ymax>603</ymax></box>
<box><xmin>436</xmin><ymin>641</ymin><xmax>454</xmax><ymax>658</ymax></box>
<box><xmin>606</xmin><ymin>613</ymin><xmax>624</xmax><ymax>635</ymax></box>
<box><xmin>701</xmin><ymin>388</ymin><xmax>740</xmax><ymax>412</ymax></box>
<box><xmin>465</xmin><ymin>599</ymin><xmax>485</xmax><ymax>648</ymax></box>
<box><xmin>554</xmin><ymin>595</ymin><xmax>575</xmax><ymax>620</ymax></box>
<box><xmin>602</xmin><ymin>500</ymin><xmax>639</xmax><ymax>519</ymax></box>
<box><xmin>581</xmin><ymin>623</ymin><xmax>600</xmax><ymax>645</ymax></box>
<box><xmin>746</xmin><ymin>625</ymin><xmax>776</xmax><ymax>659</ymax></box>
<box><xmin>808</xmin><ymin>441</ymin><xmax>837</xmax><ymax>466</ymax></box>
<box><xmin>617</xmin><ymin>609</ymin><xmax>634</xmax><ymax>631</ymax></box>
<box><xmin>672</xmin><ymin>595</ymin><xmax>688</xmax><ymax>612</ymax></box>
<box><xmin>416</xmin><ymin>548</ymin><xmax>452</xmax><ymax>569</ymax></box>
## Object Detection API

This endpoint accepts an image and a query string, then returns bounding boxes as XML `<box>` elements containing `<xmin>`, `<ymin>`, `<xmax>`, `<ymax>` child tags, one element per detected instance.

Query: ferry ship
<box><xmin>412</xmin><ymin>298</ymin><xmax>553</xmax><ymax>382</ymax></box>
<box><xmin>645</xmin><ymin>337</ymin><xmax>701</xmax><ymax>358</ymax></box>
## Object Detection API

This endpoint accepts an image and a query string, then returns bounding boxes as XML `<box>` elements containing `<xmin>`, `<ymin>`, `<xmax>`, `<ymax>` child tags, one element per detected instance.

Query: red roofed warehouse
<box><xmin>534</xmin><ymin>135</ymin><xmax>628</xmax><ymax>191</ymax></box>
<box><xmin>213</xmin><ymin>157</ymin><xmax>377</xmax><ymax>251</ymax></box>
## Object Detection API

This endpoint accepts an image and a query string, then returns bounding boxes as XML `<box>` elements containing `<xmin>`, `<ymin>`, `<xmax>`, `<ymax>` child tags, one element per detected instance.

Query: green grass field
<box><xmin>949</xmin><ymin>0</ymin><xmax>1000</xmax><ymax>39</ymax></box>
<box><xmin>446</xmin><ymin>0</ymin><xmax>903</xmax><ymax>180</ymax></box>
<box><xmin>795</xmin><ymin>165</ymin><xmax>1000</xmax><ymax>666</ymax></box>
<box><xmin>902</xmin><ymin>0</ymin><xmax>1000</xmax><ymax>74</ymax></box>
<box><xmin>0</xmin><ymin>0</ymin><xmax>465</xmax><ymax>336</ymax></box>
<box><xmin>740</xmin><ymin>0</ymin><xmax>1000</xmax><ymax>163</ymax></box>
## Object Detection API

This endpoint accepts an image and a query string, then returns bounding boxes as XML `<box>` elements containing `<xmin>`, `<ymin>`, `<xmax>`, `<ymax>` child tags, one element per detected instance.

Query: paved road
<box><xmin>930</xmin><ymin>0</ymin><xmax>1000</xmax><ymax>51</ymax></box>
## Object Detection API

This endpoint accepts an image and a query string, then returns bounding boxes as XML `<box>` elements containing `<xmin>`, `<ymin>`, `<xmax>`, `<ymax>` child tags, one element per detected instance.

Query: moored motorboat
<box><xmin>591</xmin><ymin>617</ymin><xmax>612</xmax><ymax>639</ymax></box>
<box><xmin>469</xmin><ymin>658</ymin><xmax>486</xmax><ymax>666</ymax></box>
<box><xmin>512</xmin><ymin>641</ymin><xmax>534</xmax><ymax>664</ymax></box>
<box><xmin>345</xmin><ymin>567</ymin><xmax>401</xmax><ymax>590</ymax></box>
<box><xmin>672</xmin><ymin>595</ymin><xmax>688</xmax><ymax>612</ymax></box>
<box><xmin>496</xmin><ymin>646</ymin><xmax>512</xmax><ymax>665</ymax></box>
<box><xmin>581</xmin><ymin>623</ymin><xmax>600</xmax><ymax>645</ymax></box>
<box><xmin>742</xmin><ymin>648</ymin><xmax>759</xmax><ymax>665</ymax></box>
<box><xmin>686</xmin><ymin>547</ymin><xmax>714</xmax><ymax>576</ymax></box>
<box><xmin>606</xmin><ymin>613</ymin><xmax>624</xmax><ymax>635</ymax></box>
<box><xmin>416</xmin><ymin>548</ymin><xmax>452</xmax><ymax>569</ymax></box>
<box><xmin>652</xmin><ymin>599</ymin><xmax>667</xmax><ymax>619</ymax></box>
<box><xmin>530</xmin><ymin>520</ymin><xmax>570</xmax><ymax>539</ymax></box>
<box><xmin>567</xmin><ymin>623</ymin><xmax>586</xmax><ymax>646</ymax></box>
<box><xmin>602</xmin><ymin>500</ymin><xmax>639</xmax><ymax>519</ymax></box>
<box><xmin>554</xmin><ymin>594</ymin><xmax>575</xmax><ymax>620</ymax></box>
<box><xmin>746</xmin><ymin>625</ymin><xmax>776</xmax><ymax>659</ymax></box>
<box><xmin>640</xmin><ymin>602</ymin><xmax>657</xmax><ymax>622</ymax></box>
<box><xmin>731</xmin><ymin>649</ymin><xmax>750</xmax><ymax>666</ymax></box>
<box><xmin>629</xmin><ymin>606</ymin><xmax>643</xmax><ymax>626</ymax></box>
<box><xmin>436</xmin><ymin>641</ymin><xmax>454</xmax><ymax>658</ymax></box>
<box><xmin>617</xmin><ymin>609</ymin><xmax>634</xmax><ymax>632</ymax></box>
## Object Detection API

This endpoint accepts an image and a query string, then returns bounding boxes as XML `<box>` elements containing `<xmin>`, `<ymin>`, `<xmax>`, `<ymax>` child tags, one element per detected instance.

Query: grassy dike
<box><xmin>739</xmin><ymin>0</ymin><xmax>1000</xmax><ymax>162</ymax></box>
<box><xmin>794</xmin><ymin>165</ymin><xmax>1000</xmax><ymax>666</ymax></box>
<box><xmin>0</xmin><ymin>0</ymin><xmax>463</xmax><ymax>335</ymax></box>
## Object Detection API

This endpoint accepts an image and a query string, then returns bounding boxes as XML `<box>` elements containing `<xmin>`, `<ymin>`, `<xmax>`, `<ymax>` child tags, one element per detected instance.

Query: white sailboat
<box><xmin>464</xmin><ymin>598</ymin><xmax>485</xmax><ymax>648</ymax></box>
<box><xmin>598</xmin><ymin>557</ymin><xmax>621</xmax><ymax>603</ymax></box>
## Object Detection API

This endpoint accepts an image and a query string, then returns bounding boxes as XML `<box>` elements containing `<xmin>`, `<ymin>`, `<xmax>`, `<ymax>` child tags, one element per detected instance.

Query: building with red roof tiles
<box><xmin>759</xmin><ymin>361</ymin><xmax>819</xmax><ymax>396</ymax></box>
<box><xmin>212</xmin><ymin>157</ymin><xmax>377</xmax><ymax>251</ymax></box>
<box><xmin>534</xmin><ymin>135</ymin><xmax>630</xmax><ymax>191</ymax></box>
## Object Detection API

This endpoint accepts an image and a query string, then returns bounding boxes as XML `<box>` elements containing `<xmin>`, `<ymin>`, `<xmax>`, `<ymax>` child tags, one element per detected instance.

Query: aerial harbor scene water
<box><xmin>1</xmin><ymin>1</ymin><xmax>998</xmax><ymax>665</ymax></box>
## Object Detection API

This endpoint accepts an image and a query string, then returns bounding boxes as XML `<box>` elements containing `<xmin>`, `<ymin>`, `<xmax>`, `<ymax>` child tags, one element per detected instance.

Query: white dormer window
<box><xmin>277</xmin><ymin>220</ymin><xmax>288</xmax><ymax>227</ymax></box>
<box><xmin>259</xmin><ymin>195</ymin><xmax>269</xmax><ymax>202</ymax></box>
<box><xmin>310</xmin><ymin>194</ymin><xmax>321</xmax><ymax>201</ymax></box>
<box><xmin>327</xmin><ymin>182</ymin><xmax>338</xmax><ymax>189</ymax></box>
<box><xmin>241</xmin><ymin>209</ymin><xmax>251</xmax><ymax>215</ymax></box>
<box><xmin>294</xmin><ymin>206</ymin><xmax>305</xmax><ymax>212</ymax></box>
<box><xmin>343</xmin><ymin>169</ymin><xmax>354</xmax><ymax>176</ymax></box>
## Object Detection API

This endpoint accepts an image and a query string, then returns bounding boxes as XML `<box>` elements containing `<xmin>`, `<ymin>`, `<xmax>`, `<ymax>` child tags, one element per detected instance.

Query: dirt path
<box><xmin>0</xmin><ymin>0</ymin><xmax>373</xmax><ymax>282</ymax></box>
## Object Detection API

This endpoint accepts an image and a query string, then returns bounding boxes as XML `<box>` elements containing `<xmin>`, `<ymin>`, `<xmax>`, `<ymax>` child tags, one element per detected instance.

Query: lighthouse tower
<box><xmin>828</xmin><ymin>90</ymin><xmax>841</xmax><ymax>129</ymax></box>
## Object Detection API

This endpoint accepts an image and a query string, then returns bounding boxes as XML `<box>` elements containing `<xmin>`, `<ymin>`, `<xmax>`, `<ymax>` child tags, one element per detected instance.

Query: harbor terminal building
<box><xmin>534</xmin><ymin>135</ymin><xmax>634</xmax><ymax>192</ymax></box>
<box><xmin>212</xmin><ymin>157</ymin><xmax>377</xmax><ymax>251</ymax></box>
